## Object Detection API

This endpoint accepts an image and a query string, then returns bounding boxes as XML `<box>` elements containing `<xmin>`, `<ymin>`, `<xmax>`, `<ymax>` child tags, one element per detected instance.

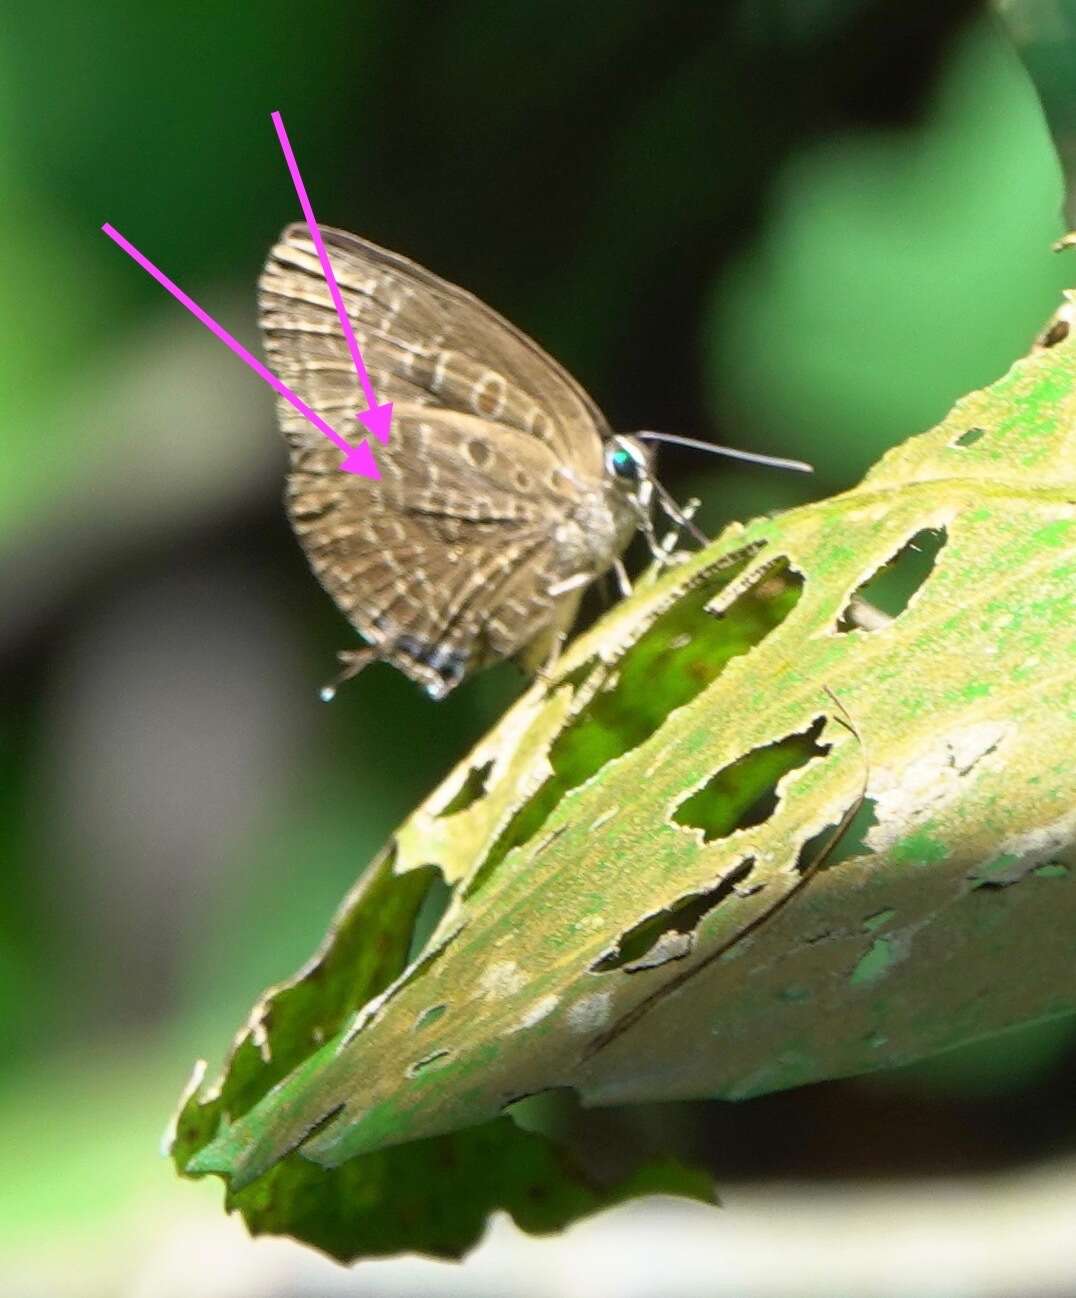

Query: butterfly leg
<box><xmin>654</xmin><ymin>483</ymin><xmax>708</xmax><ymax>548</ymax></box>
<box><xmin>613</xmin><ymin>558</ymin><xmax>632</xmax><ymax>598</ymax></box>
<box><xmin>637</xmin><ymin>507</ymin><xmax>670</xmax><ymax>566</ymax></box>
<box><xmin>520</xmin><ymin>588</ymin><xmax>586</xmax><ymax>684</ymax></box>
<box><xmin>319</xmin><ymin>647</ymin><xmax>377</xmax><ymax>702</ymax></box>
<box><xmin>533</xmin><ymin>631</ymin><xmax>570</xmax><ymax>685</ymax></box>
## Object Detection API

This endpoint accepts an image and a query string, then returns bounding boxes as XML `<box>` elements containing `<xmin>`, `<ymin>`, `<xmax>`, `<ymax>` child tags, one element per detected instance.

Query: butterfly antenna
<box><xmin>636</xmin><ymin>431</ymin><xmax>813</xmax><ymax>474</ymax></box>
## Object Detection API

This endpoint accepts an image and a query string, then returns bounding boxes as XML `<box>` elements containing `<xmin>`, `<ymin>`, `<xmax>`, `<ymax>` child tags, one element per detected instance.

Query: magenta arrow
<box><xmin>271</xmin><ymin>110</ymin><xmax>393</xmax><ymax>448</ymax></box>
<box><xmin>100</xmin><ymin>223</ymin><xmax>380</xmax><ymax>479</ymax></box>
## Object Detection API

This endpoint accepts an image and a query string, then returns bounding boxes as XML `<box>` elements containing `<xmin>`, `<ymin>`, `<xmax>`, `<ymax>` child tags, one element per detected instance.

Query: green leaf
<box><xmin>171</xmin><ymin>297</ymin><xmax>1076</xmax><ymax>1261</ymax></box>
<box><xmin>169</xmin><ymin>845</ymin><xmax>714</xmax><ymax>1262</ymax></box>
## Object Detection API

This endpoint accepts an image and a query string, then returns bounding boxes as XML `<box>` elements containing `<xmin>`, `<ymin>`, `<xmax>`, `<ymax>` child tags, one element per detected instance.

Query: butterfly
<box><xmin>259</xmin><ymin>224</ymin><xmax>805</xmax><ymax>700</ymax></box>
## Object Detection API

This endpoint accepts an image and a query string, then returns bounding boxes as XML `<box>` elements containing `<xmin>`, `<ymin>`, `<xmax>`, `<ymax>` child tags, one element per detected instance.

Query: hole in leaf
<box><xmin>836</xmin><ymin>527</ymin><xmax>947</xmax><ymax>631</ymax></box>
<box><xmin>952</xmin><ymin>426</ymin><xmax>986</xmax><ymax>447</ymax></box>
<box><xmin>820</xmin><ymin>797</ymin><xmax>878</xmax><ymax>869</ymax></box>
<box><xmin>406</xmin><ymin>1049</ymin><xmax>452</xmax><ymax>1078</ymax></box>
<box><xmin>405</xmin><ymin>869</ymin><xmax>454</xmax><ymax>964</ymax></box>
<box><xmin>465</xmin><ymin>555</ymin><xmax>805</xmax><ymax>897</ymax></box>
<box><xmin>790</xmin><ymin>820</ymin><xmax>845</xmax><ymax>876</ymax></box>
<box><xmin>436</xmin><ymin>760</ymin><xmax>494</xmax><ymax>817</ymax></box>
<box><xmin>674</xmin><ymin>717</ymin><xmax>830</xmax><ymax>843</ymax></box>
<box><xmin>784</xmin><ymin>792</ymin><xmax>880</xmax><ymax>885</ymax></box>
<box><xmin>592</xmin><ymin>859</ymin><xmax>755</xmax><ymax>972</ymax></box>
<box><xmin>414</xmin><ymin>1003</ymin><xmax>447</xmax><ymax>1031</ymax></box>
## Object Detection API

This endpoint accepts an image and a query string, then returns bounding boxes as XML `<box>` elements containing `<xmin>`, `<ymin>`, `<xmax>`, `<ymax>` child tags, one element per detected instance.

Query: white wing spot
<box><xmin>432</xmin><ymin>350</ymin><xmax>456</xmax><ymax>392</ymax></box>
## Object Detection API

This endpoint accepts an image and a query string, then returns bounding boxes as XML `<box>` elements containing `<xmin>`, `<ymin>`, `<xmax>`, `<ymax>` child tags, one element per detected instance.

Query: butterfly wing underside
<box><xmin>259</xmin><ymin>225</ymin><xmax>612</xmax><ymax>696</ymax></box>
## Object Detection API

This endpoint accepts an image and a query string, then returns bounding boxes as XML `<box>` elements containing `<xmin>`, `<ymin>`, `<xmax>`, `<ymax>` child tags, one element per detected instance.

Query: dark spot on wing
<box><xmin>395</xmin><ymin>635</ymin><xmax>469</xmax><ymax>685</ymax></box>
<box><xmin>468</xmin><ymin>437</ymin><xmax>493</xmax><ymax>468</ymax></box>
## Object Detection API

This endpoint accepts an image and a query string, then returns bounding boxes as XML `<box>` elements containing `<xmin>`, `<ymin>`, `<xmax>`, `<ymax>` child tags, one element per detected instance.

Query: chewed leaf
<box><xmin>171</xmin><ymin>298</ymin><xmax>1076</xmax><ymax>1261</ymax></box>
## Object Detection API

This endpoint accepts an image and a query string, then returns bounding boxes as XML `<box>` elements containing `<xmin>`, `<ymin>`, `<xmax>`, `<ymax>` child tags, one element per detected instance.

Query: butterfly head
<box><xmin>604</xmin><ymin>435</ymin><xmax>655</xmax><ymax>512</ymax></box>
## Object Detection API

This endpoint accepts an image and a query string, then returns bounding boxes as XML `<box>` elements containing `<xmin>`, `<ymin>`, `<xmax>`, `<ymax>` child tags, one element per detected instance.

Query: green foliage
<box><xmin>172</xmin><ymin>295</ymin><xmax>1075</xmax><ymax>1261</ymax></box>
<box><xmin>707</xmin><ymin>18</ymin><xmax>1070</xmax><ymax>496</ymax></box>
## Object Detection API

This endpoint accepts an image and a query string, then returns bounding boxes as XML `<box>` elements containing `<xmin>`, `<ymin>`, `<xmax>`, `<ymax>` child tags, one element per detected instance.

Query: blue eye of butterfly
<box><xmin>609</xmin><ymin>446</ymin><xmax>641</xmax><ymax>481</ymax></box>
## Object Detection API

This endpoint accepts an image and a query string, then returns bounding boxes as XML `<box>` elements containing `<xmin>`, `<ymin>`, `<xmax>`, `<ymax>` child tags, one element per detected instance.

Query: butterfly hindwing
<box><xmin>285</xmin><ymin>412</ymin><xmax>571</xmax><ymax>695</ymax></box>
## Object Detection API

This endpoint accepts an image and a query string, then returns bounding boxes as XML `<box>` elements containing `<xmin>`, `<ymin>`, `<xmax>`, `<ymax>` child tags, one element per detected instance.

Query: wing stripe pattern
<box><xmin>259</xmin><ymin>225</ymin><xmax>620</xmax><ymax>697</ymax></box>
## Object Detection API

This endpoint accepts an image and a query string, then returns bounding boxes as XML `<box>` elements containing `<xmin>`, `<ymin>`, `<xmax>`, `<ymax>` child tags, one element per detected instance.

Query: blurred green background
<box><xmin>3</xmin><ymin>1</ymin><xmax>1076</xmax><ymax>1293</ymax></box>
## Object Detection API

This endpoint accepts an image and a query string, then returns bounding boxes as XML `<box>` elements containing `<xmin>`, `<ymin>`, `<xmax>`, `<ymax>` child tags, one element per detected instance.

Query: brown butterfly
<box><xmin>259</xmin><ymin>224</ymin><xmax>806</xmax><ymax>699</ymax></box>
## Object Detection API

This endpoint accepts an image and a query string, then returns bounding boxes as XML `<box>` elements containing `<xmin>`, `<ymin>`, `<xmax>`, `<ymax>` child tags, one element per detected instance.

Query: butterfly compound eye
<box><xmin>608</xmin><ymin>444</ymin><xmax>642</xmax><ymax>482</ymax></box>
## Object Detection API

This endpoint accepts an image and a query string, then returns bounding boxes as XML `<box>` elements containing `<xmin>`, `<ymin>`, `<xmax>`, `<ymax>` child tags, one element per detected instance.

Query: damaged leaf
<box><xmin>171</xmin><ymin>294</ymin><xmax>1076</xmax><ymax>1261</ymax></box>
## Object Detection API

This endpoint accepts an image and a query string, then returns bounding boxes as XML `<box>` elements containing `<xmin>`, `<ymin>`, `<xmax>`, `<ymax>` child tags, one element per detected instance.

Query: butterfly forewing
<box><xmin>260</xmin><ymin>224</ymin><xmax>607</xmax><ymax>471</ymax></box>
<box><xmin>259</xmin><ymin>226</ymin><xmax>623</xmax><ymax>697</ymax></box>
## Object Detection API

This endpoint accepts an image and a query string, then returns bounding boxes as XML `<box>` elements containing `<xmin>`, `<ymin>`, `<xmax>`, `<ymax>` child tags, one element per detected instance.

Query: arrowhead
<box><xmin>356</xmin><ymin>401</ymin><xmax>393</xmax><ymax>446</ymax></box>
<box><xmin>339</xmin><ymin>439</ymin><xmax>381</xmax><ymax>478</ymax></box>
